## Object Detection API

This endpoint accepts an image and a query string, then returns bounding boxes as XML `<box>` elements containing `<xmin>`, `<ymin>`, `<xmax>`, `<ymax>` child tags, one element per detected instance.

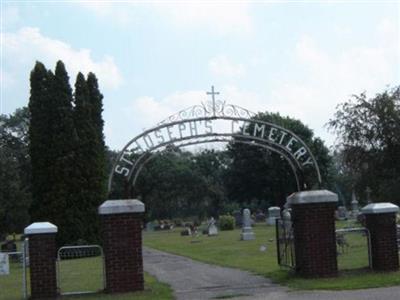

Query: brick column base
<box><xmin>24</xmin><ymin>222</ymin><xmax>58</xmax><ymax>299</ymax></box>
<box><xmin>287</xmin><ymin>190</ymin><xmax>338</xmax><ymax>278</ymax></box>
<box><xmin>99</xmin><ymin>199</ymin><xmax>145</xmax><ymax>293</ymax></box>
<box><xmin>362</xmin><ymin>203</ymin><xmax>399</xmax><ymax>272</ymax></box>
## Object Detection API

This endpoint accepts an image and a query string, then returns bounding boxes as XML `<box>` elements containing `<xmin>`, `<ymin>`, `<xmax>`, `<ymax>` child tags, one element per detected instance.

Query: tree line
<box><xmin>0</xmin><ymin>59</ymin><xmax>398</xmax><ymax>242</ymax></box>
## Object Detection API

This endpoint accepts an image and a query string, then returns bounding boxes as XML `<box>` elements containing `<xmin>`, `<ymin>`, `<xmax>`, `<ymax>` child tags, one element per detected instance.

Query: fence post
<box><xmin>287</xmin><ymin>190</ymin><xmax>338</xmax><ymax>278</ymax></box>
<box><xmin>362</xmin><ymin>203</ymin><xmax>399</xmax><ymax>272</ymax></box>
<box><xmin>99</xmin><ymin>199</ymin><xmax>145</xmax><ymax>293</ymax></box>
<box><xmin>24</xmin><ymin>222</ymin><xmax>58</xmax><ymax>299</ymax></box>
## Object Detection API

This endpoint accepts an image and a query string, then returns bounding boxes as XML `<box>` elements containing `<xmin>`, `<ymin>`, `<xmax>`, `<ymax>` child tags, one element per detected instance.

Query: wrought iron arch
<box><xmin>108</xmin><ymin>87</ymin><xmax>322</xmax><ymax>196</ymax></box>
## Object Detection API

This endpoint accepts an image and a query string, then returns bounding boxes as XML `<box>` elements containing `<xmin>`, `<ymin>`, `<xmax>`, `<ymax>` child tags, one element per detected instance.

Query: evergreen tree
<box><xmin>49</xmin><ymin>61</ymin><xmax>79</xmax><ymax>244</ymax></box>
<box><xmin>87</xmin><ymin>73</ymin><xmax>105</xmax><ymax>142</ymax></box>
<box><xmin>28</xmin><ymin>62</ymin><xmax>53</xmax><ymax>223</ymax></box>
<box><xmin>29</xmin><ymin>62</ymin><xmax>107</xmax><ymax>245</ymax></box>
<box><xmin>86</xmin><ymin>73</ymin><xmax>107</xmax><ymax>200</ymax></box>
<box><xmin>74</xmin><ymin>73</ymin><xmax>105</xmax><ymax>243</ymax></box>
<box><xmin>29</xmin><ymin>61</ymin><xmax>79</xmax><ymax>245</ymax></box>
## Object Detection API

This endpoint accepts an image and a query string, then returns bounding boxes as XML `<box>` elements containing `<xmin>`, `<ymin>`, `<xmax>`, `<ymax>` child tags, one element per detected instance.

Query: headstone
<box><xmin>146</xmin><ymin>222</ymin><xmax>154</xmax><ymax>231</ymax></box>
<box><xmin>180</xmin><ymin>227</ymin><xmax>191</xmax><ymax>236</ymax></box>
<box><xmin>233</xmin><ymin>210</ymin><xmax>242</xmax><ymax>227</ymax></box>
<box><xmin>207</xmin><ymin>217</ymin><xmax>218</xmax><ymax>236</ymax></box>
<box><xmin>351</xmin><ymin>191</ymin><xmax>359</xmax><ymax>217</ymax></box>
<box><xmin>241</xmin><ymin>208</ymin><xmax>255</xmax><ymax>240</ymax></box>
<box><xmin>0</xmin><ymin>253</ymin><xmax>9</xmax><ymax>275</ymax></box>
<box><xmin>267</xmin><ymin>206</ymin><xmax>281</xmax><ymax>225</ymax></box>
<box><xmin>282</xmin><ymin>208</ymin><xmax>292</xmax><ymax>232</ymax></box>
<box><xmin>336</xmin><ymin>206</ymin><xmax>347</xmax><ymax>220</ymax></box>
<box><xmin>397</xmin><ymin>225</ymin><xmax>400</xmax><ymax>249</ymax></box>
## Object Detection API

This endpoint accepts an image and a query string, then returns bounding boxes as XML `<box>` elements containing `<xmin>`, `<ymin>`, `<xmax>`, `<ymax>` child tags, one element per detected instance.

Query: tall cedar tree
<box><xmin>74</xmin><ymin>73</ymin><xmax>106</xmax><ymax>243</ymax></box>
<box><xmin>29</xmin><ymin>63</ymin><xmax>53</xmax><ymax>223</ymax></box>
<box><xmin>86</xmin><ymin>73</ymin><xmax>107</xmax><ymax>205</ymax></box>
<box><xmin>51</xmin><ymin>62</ymin><xmax>80</xmax><ymax>244</ymax></box>
<box><xmin>29</xmin><ymin>61</ymin><xmax>77</xmax><ymax>245</ymax></box>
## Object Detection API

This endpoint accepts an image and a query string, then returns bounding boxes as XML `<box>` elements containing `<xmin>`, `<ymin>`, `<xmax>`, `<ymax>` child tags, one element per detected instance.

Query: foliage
<box><xmin>328</xmin><ymin>87</ymin><xmax>400</xmax><ymax>205</ymax></box>
<box><xmin>28</xmin><ymin>61</ymin><xmax>107</xmax><ymax>245</ymax></box>
<box><xmin>226</xmin><ymin>112</ymin><xmax>334</xmax><ymax>208</ymax></box>
<box><xmin>106</xmin><ymin>148</ymin><xmax>126</xmax><ymax>199</ymax></box>
<box><xmin>218</xmin><ymin>215</ymin><xmax>235</xmax><ymax>230</ymax></box>
<box><xmin>73</xmin><ymin>72</ymin><xmax>107</xmax><ymax>243</ymax></box>
<box><xmin>135</xmin><ymin>148</ymin><xmax>229</xmax><ymax>221</ymax></box>
<box><xmin>0</xmin><ymin>107</ymin><xmax>31</xmax><ymax>235</ymax></box>
<box><xmin>29</xmin><ymin>61</ymin><xmax>79</xmax><ymax>245</ymax></box>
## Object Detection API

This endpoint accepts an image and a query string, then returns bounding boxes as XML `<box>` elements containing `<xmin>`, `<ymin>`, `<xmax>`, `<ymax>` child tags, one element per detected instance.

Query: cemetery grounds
<box><xmin>1</xmin><ymin>221</ymin><xmax>400</xmax><ymax>300</ymax></box>
<box><xmin>143</xmin><ymin>221</ymin><xmax>400</xmax><ymax>290</ymax></box>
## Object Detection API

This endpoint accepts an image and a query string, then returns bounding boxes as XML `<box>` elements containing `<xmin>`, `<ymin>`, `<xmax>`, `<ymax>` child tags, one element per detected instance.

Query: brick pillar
<box><xmin>362</xmin><ymin>203</ymin><xmax>399</xmax><ymax>272</ymax></box>
<box><xmin>99</xmin><ymin>199</ymin><xmax>145</xmax><ymax>293</ymax></box>
<box><xmin>287</xmin><ymin>190</ymin><xmax>338</xmax><ymax>278</ymax></box>
<box><xmin>24</xmin><ymin>222</ymin><xmax>58</xmax><ymax>299</ymax></box>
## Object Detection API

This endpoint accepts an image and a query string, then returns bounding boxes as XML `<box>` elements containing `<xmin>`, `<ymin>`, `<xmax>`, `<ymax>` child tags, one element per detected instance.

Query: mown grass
<box><xmin>143</xmin><ymin>221</ymin><xmax>400</xmax><ymax>290</ymax></box>
<box><xmin>0</xmin><ymin>255</ymin><xmax>173</xmax><ymax>300</ymax></box>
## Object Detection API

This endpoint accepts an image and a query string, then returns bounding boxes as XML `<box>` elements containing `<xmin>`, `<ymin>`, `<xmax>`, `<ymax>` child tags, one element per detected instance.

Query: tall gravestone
<box><xmin>241</xmin><ymin>209</ymin><xmax>255</xmax><ymax>240</ymax></box>
<box><xmin>207</xmin><ymin>217</ymin><xmax>218</xmax><ymax>236</ymax></box>
<box><xmin>336</xmin><ymin>206</ymin><xmax>347</xmax><ymax>220</ymax></box>
<box><xmin>351</xmin><ymin>191</ymin><xmax>359</xmax><ymax>218</ymax></box>
<box><xmin>267</xmin><ymin>206</ymin><xmax>281</xmax><ymax>225</ymax></box>
<box><xmin>287</xmin><ymin>190</ymin><xmax>338</xmax><ymax>278</ymax></box>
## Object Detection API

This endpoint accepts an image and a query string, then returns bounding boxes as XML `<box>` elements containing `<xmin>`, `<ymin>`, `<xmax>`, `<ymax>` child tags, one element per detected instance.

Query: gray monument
<box><xmin>336</xmin><ymin>206</ymin><xmax>348</xmax><ymax>220</ymax></box>
<box><xmin>266</xmin><ymin>206</ymin><xmax>281</xmax><ymax>225</ymax></box>
<box><xmin>207</xmin><ymin>217</ymin><xmax>218</xmax><ymax>236</ymax></box>
<box><xmin>0</xmin><ymin>253</ymin><xmax>9</xmax><ymax>275</ymax></box>
<box><xmin>241</xmin><ymin>209</ymin><xmax>255</xmax><ymax>241</ymax></box>
<box><xmin>282</xmin><ymin>208</ymin><xmax>292</xmax><ymax>231</ymax></box>
<box><xmin>146</xmin><ymin>222</ymin><xmax>154</xmax><ymax>231</ymax></box>
<box><xmin>351</xmin><ymin>190</ymin><xmax>359</xmax><ymax>217</ymax></box>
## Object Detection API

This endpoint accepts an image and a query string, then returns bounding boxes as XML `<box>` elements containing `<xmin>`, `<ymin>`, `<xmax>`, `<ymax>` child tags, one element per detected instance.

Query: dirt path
<box><xmin>143</xmin><ymin>247</ymin><xmax>400</xmax><ymax>300</ymax></box>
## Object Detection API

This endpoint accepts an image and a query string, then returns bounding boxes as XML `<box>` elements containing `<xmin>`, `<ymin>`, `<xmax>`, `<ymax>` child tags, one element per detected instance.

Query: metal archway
<box><xmin>108</xmin><ymin>87</ymin><xmax>322</xmax><ymax>196</ymax></box>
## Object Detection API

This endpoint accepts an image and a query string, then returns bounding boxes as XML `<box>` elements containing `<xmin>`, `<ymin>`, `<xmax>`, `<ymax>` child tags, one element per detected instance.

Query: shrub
<box><xmin>219</xmin><ymin>215</ymin><xmax>235</xmax><ymax>231</ymax></box>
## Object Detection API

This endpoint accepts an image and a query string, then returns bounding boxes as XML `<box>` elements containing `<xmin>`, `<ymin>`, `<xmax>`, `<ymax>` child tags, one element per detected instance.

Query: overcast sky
<box><xmin>2</xmin><ymin>1</ymin><xmax>399</xmax><ymax>150</ymax></box>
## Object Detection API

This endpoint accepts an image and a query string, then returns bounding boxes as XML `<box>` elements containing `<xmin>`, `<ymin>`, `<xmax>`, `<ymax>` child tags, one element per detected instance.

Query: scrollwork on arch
<box><xmin>157</xmin><ymin>100</ymin><xmax>256</xmax><ymax>126</ymax></box>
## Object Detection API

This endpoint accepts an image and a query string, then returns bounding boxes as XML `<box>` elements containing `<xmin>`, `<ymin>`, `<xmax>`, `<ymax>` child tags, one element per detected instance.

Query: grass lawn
<box><xmin>0</xmin><ymin>255</ymin><xmax>173</xmax><ymax>300</ymax></box>
<box><xmin>143</xmin><ymin>221</ymin><xmax>400</xmax><ymax>290</ymax></box>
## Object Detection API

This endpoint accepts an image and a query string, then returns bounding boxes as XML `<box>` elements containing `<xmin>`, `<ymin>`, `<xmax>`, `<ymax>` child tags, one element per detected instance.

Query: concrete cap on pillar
<box><xmin>99</xmin><ymin>199</ymin><xmax>145</xmax><ymax>215</ymax></box>
<box><xmin>361</xmin><ymin>202</ymin><xmax>399</xmax><ymax>214</ymax></box>
<box><xmin>287</xmin><ymin>189</ymin><xmax>338</xmax><ymax>205</ymax></box>
<box><xmin>24</xmin><ymin>222</ymin><xmax>58</xmax><ymax>235</ymax></box>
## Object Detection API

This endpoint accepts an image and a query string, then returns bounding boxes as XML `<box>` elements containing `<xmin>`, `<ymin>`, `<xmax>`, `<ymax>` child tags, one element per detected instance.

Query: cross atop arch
<box><xmin>206</xmin><ymin>85</ymin><xmax>220</xmax><ymax>116</ymax></box>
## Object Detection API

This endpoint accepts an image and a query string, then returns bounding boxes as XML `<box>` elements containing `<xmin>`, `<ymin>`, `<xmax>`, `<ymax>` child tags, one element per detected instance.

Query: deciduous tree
<box><xmin>328</xmin><ymin>87</ymin><xmax>400</xmax><ymax>204</ymax></box>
